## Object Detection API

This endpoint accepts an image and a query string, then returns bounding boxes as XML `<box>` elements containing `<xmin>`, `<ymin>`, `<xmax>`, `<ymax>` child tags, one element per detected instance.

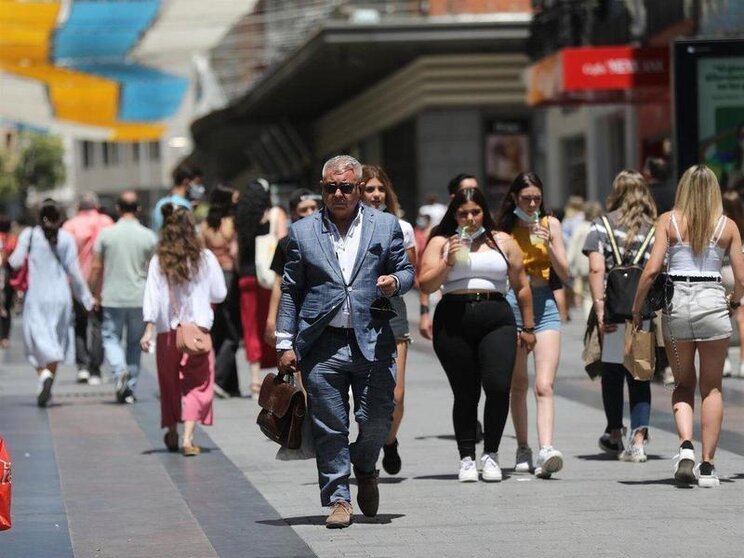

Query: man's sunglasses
<box><xmin>320</xmin><ymin>181</ymin><xmax>357</xmax><ymax>194</ymax></box>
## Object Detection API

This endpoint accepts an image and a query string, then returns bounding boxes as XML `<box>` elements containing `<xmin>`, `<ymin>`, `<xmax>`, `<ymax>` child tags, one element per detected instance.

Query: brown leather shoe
<box><xmin>326</xmin><ymin>500</ymin><xmax>352</xmax><ymax>529</ymax></box>
<box><xmin>354</xmin><ymin>467</ymin><xmax>379</xmax><ymax>517</ymax></box>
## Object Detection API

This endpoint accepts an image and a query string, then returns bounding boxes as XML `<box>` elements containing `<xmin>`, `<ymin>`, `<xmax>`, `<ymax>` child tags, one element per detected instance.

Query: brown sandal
<box><xmin>182</xmin><ymin>444</ymin><xmax>201</xmax><ymax>457</ymax></box>
<box><xmin>164</xmin><ymin>431</ymin><xmax>179</xmax><ymax>453</ymax></box>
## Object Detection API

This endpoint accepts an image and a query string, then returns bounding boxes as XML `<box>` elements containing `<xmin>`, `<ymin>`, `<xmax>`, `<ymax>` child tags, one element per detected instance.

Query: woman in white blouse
<box><xmin>140</xmin><ymin>205</ymin><xmax>226</xmax><ymax>455</ymax></box>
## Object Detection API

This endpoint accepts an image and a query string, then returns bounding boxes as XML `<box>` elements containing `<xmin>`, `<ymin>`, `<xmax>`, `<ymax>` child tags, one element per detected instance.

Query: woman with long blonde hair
<box><xmin>583</xmin><ymin>170</ymin><xmax>657</xmax><ymax>462</ymax></box>
<box><xmin>633</xmin><ymin>165</ymin><xmax>744</xmax><ymax>487</ymax></box>
<box><xmin>141</xmin><ymin>205</ymin><xmax>226</xmax><ymax>455</ymax></box>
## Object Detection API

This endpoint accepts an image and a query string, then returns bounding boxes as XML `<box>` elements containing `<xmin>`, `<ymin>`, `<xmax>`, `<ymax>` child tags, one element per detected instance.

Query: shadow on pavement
<box><xmin>576</xmin><ymin>453</ymin><xmax>666</xmax><ymax>461</ymax></box>
<box><xmin>618</xmin><ymin>478</ymin><xmax>695</xmax><ymax>488</ymax></box>
<box><xmin>257</xmin><ymin>513</ymin><xmax>405</xmax><ymax>526</ymax></box>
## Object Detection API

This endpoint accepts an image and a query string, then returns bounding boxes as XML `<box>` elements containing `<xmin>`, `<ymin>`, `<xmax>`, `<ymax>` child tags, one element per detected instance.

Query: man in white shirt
<box><xmin>276</xmin><ymin>155</ymin><xmax>414</xmax><ymax>529</ymax></box>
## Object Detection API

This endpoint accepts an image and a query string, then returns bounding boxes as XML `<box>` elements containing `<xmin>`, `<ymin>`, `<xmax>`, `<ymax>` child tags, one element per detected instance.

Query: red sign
<box><xmin>563</xmin><ymin>47</ymin><xmax>669</xmax><ymax>91</ymax></box>
<box><xmin>526</xmin><ymin>46</ymin><xmax>670</xmax><ymax>105</ymax></box>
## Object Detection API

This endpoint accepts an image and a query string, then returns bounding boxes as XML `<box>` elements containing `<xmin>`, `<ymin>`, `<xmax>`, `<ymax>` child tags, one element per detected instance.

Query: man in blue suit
<box><xmin>276</xmin><ymin>155</ymin><xmax>415</xmax><ymax>528</ymax></box>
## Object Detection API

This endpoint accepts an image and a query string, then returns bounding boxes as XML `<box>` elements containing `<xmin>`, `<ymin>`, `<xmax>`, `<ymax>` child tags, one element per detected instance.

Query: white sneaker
<box><xmin>696</xmin><ymin>462</ymin><xmax>720</xmax><ymax>488</ymax></box>
<box><xmin>76</xmin><ymin>369</ymin><xmax>90</xmax><ymax>383</ymax></box>
<box><xmin>534</xmin><ymin>446</ymin><xmax>563</xmax><ymax>479</ymax></box>
<box><xmin>458</xmin><ymin>457</ymin><xmax>479</xmax><ymax>482</ymax></box>
<box><xmin>480</xmin><ymin>453</ymin><xmax>503</xmax><ymax>482</ymax></box>
<box><xmin>514</xmin><ymin>446</ymin><xmax>533</xmax><ymax>473</ymax></box>
<box><xmin>662</xmin><ymin>366</ymin><xmax>675</xmax><ymax>386</ymax></box>
<box><xmin>619</xmin><ymin>445</ymin><xmax>647</xmax><ymax>463</ymax></box>
<box><xmin>673</xmin><ymin>447</ymin><xmax>696</xmax><ymax>484</ymax></box>
<box><xmin>723</xmin><ymin>358</ymin><xmax>733</xmax><ymax>377</ymax></box>
<box><xmin>87</xmin><ymin>375</ymin><xmax>102</xmax><ymax>386</ymax></box>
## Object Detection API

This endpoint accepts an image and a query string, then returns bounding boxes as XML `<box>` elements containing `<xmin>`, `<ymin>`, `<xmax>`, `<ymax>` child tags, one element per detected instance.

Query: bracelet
<box><xmin>420</xmin><ymin>304</ymin><xmax>430</xmax><ymax>315</ymax></box>
<box><xmin>521</xmin><ymin>326</ymin><xmax>536</xmax><ymax>334</ymax></box>
<box><xmin>730</xmin><ymin>299</ymin><xmax>741</xmax><ymax>310</ymax></box>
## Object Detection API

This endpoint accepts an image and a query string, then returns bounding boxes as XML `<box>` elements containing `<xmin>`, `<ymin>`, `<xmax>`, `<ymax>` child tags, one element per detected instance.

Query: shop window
<box><xmin>102</xmin><ymin>142</ymin><xmax>119</xmax><ymax>166</ymax></box>
<box><xmin>562</xmin><ymin>135</ymin><xmax>587</xmax><ymax>198</ymax></box>
<box><xmin>132</xmin><ymin>142</ymin><xmax>140</xmax><ymax>162</ymax></box>
<box><xmin>148</xmin><ymin>141</ymin><xmax>161</xmax><ymax>161</ymax></box>
<box><xmin>81</xmin><ymin>140</ymin><xmax>95</xmax><ymax>168</ymax></box>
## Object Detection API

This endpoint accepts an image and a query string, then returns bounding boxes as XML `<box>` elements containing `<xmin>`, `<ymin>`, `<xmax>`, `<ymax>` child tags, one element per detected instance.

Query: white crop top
<box><xmin>667</xmin><ymin>213</ymin><xmax>726</xmax><ymax>277</ymax></box>
<box><xmin>441</xmin><ymin>248</ymin><xmax>509</xmax><ymax>294</ymax></box>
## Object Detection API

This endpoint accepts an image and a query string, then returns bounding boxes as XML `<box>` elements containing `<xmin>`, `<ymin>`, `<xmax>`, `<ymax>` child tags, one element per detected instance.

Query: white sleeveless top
<box><xmin>667</xmin><ymin>213</ymin><xmax>726</xmax><ymax>277</ymax></box>
<box><xmin>441</xmin><ymin>248</ymin><xmax>509</xmax><ymax>294</ymax></box>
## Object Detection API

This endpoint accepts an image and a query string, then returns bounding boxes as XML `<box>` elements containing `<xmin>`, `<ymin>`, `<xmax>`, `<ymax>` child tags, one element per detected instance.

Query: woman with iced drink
<box><xmin>496</xmin><ymin>172</ymin><xmax>569</xmax><ymax>478</ymax></box>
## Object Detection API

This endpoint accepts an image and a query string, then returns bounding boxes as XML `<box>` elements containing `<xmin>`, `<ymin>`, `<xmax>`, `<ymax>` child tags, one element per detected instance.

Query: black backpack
<box><xmin>601</xmin><ymin>215</ymin><xmax>656</xmax><ymax>324</ymax></box>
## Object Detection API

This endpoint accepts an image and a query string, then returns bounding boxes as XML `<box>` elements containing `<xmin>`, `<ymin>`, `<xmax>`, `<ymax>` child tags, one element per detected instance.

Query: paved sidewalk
<box><xmin>1</xmin><ymin>293</ymin><xmax>743</xmax><ymax>557</ymax></box>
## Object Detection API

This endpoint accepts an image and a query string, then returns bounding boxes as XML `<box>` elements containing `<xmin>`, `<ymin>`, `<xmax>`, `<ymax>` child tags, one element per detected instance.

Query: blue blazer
<box><xmin>277</xmin><ymin>205</ymin><xmax>415</xmax><ymax>363</ymax></box>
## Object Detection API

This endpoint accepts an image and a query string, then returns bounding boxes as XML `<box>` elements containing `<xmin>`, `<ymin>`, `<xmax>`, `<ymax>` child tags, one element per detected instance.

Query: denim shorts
<box><xmin>506</xmin><ymin>286</ymin><xmax>561</xmax><ymax>333</ymax></box>
<box><xmin>664</xmin><ymin>281</ymin><xmax>732</xmax><ymax>342</ymax></box>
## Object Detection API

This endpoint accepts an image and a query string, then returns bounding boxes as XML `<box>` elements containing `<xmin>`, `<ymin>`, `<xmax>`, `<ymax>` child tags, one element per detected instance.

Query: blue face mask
<box><xmin>457</xmin><ymin>225</ymin><xmax>486</xmax><ymax>240</ymax></box>
<box><xmin>513</xmin><ymin>206</ymin><xmax>539</xmax><ymax>222</ymax></box>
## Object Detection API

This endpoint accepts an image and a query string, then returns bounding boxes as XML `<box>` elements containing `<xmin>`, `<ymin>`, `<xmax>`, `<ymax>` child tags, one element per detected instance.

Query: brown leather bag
<box><xmin>168</xmin><ymin>285</ymin><xmax>212</xmax><ymax>355</ymax></box>
<box><xmin>175</xmin><ymin>322</ymin><xmax>212</xmax><ymax>356</ymax></box>
<box><xmin>256</xmin><ymin>372</ymin><xmax>306</xmax><ymax>449</ymax></box>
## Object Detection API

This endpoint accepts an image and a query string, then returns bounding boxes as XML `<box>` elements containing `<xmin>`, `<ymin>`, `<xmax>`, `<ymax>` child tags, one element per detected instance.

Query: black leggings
<box><xmin>433</xmin><ymin>295</ymin><xmax>518</xmax><ymax>458</ymax></box>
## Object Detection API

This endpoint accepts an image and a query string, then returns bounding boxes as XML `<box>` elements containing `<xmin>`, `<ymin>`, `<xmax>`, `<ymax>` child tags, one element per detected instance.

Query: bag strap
<box><xmin>600</xmin><ymin>215</ymin><xmax>622</xmax><ymax>266</ymax></box>
<box><xmin>167</xmin><ymin>282</ymin><xmax>181</xmax><ymax>324</ymax></box>
<box><xmin>631</xmin><ymin>225</ymin><xmax>656</xmax><ymax>265</ymax></box>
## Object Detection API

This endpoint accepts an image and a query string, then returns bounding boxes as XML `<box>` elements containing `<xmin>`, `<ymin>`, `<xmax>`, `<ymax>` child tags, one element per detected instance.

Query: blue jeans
<box><xmin>101</xmin><ymin>307</ymin><xmax>146</xmax><ymax>392</ymax></box>
<box><xmin>300</xmin><ymin>328</ymin><xmax>396</xmax><ymax>507</ymax></box>
<box><xmin>601</xmin><ymin>362</ymin><xmax>651</xmax><ymax>433</ymax></box>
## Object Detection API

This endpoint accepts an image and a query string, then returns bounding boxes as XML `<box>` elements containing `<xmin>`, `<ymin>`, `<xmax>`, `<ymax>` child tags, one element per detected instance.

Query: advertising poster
<box><xmin>697</xmin><ymin>56</ymin><xmax>744</xmax><ymax>189</ymax></box>
<box><xmin>484</xmin><ymin>119</ymin><xmax>530</xmax><ymax>209</ymax></box>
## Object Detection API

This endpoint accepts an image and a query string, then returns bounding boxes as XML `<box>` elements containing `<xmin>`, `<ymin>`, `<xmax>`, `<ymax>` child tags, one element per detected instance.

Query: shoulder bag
<box><xmin>256</xmin><ymin>372</ymin><xmax>306</xmax><ymax>450</ymax></box>
<box><xmin>168</xmin><ymin>285</ymin><xmax>212</xmax><ymax>355</ymax></box>
<box><xmin>255</xmin><ymin>209</ymin><xmax>278</xmax><ymax>290</ymax></box>
<box><xmin>8</xmin><ymin>228</ymin><xmax>33</xmax><ymax>293</ymax></box>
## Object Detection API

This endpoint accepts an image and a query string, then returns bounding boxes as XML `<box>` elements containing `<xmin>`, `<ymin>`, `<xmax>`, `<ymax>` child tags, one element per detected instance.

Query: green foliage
<box><xmin>0</xmin><ymin>150</ymin><xmax>17</xmax><ymax>200</ymax></box>
<box><xmin>14</xmin><ymin>132</ymin><xmax>66</xmax><ymax>192</ymax></box>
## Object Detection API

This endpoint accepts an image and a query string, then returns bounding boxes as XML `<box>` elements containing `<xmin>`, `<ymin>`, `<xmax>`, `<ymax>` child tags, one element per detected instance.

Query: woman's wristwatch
<box><xmin>729</xmin><ymin>297</ymin><xmax>741</xmax><ymax>310</ymax></box>
<box><xmin>521</xmin><ymin>326</ymin><xmax>536</xmax><ymax>334</ymax></box>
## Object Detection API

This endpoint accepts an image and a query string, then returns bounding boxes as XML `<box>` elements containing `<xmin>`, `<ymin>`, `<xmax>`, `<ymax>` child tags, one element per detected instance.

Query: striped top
<box><xmin>582</xmin><ymin>210</ymin><xmax>655</xmax><ymax>270</ymax></box>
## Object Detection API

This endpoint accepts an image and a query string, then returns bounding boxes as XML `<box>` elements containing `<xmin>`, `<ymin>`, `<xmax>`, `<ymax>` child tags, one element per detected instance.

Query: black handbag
<box><xmin>256</xmin><ymin>372</ymin><xmax>306</xmax><ymax>450</ymax></box>
<box><xmin>601</xmin><ymin>216</ymin><xmax>656</xmax><ymax>323</ymax></box>
<box><xmin>647</xmin><ymin>272</ymin><xmax>674</xmax><ymax>311</ymax></box>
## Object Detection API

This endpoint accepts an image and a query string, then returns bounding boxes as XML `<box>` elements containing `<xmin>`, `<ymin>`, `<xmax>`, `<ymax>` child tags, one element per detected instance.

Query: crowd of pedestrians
<box><xmin>0</xmin><ymin>153</ymin><xmax>742</xmax><ymax>528</ymax></box>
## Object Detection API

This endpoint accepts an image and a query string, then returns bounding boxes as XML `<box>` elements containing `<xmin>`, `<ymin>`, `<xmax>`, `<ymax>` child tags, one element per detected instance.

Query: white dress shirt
<box><xmin>326</xmin><ymin>206</ymin><xmax>364</xmax><ymax>328</ymax></box>
<box><xmin>142</xmin><ymin>250</ymin><xmax>227</xmax><ymax>334</ymax></box>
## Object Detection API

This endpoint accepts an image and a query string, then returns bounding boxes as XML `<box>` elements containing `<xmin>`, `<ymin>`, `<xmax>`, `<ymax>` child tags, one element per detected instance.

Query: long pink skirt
<box><xmin>156</xmin><ymin>331</ymin><xmax>214</xmax><ymax>429</ymax></box>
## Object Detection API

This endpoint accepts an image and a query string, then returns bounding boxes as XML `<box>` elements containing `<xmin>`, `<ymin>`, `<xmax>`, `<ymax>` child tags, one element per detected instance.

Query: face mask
<box><xmin>457</xmin><ymin>225</ymin><xmax>486</xmax><ymax>240</ymax></box>
<box><xmin>513</xmin><ymin>206</ymin><xmax>539</xmax><ymax>222</ymax></box>
<box><xmin>188</xmin><ymin>183</ymin><xmax>205</xmax><ymax>201</ymax></box>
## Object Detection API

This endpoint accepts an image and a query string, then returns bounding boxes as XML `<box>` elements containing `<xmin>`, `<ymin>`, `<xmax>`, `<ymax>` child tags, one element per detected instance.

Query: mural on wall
<box><xmin>0</xmin><ymin>0</ymin><xmax>254</xmax><ymax>141</ymax></box>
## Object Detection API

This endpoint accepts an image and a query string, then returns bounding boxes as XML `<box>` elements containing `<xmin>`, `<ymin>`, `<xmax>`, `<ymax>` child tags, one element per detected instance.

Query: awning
<box><xmin>525</xmin><ymin>46</ymin><xmax>670</xmax><ymax>106</ymax></box>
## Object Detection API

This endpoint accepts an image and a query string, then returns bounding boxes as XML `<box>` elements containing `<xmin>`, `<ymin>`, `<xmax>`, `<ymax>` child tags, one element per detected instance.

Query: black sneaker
<box><xmin>598</xmin><ymin>432</ymin><xmax>624</xmax><ymax>454</ymax></box>
<box><xmin>37</xmin><ymin>374</ymin><xmax>54</xmax><ymax>407</ymax></box>
<box><xmin>382</xmin><ymin>439</ymin><xmax>402</xmax><ymax>475</ymax></box>
<box><xmin>115</xmin><ymin>370</ymin><xmax>130</xmax><ymax>403</ymax></box>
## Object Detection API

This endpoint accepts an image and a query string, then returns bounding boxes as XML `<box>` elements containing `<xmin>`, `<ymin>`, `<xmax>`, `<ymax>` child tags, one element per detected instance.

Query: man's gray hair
<box><xmin>321</xmin><ymin>155</ymin><xmax>362</xmax><ymax>181</ymax></box>
<box><xmin>77</xmin><ymin>191</ymin><xmax>100</xmax><ymax>211</ymax></box>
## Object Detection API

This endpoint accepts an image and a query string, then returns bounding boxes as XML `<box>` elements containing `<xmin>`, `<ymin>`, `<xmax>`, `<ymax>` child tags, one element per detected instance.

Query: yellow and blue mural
<box><xmin>0</xmin><ymin>0</ymin><xmax>252</xmax><ymax>141</ymax></box>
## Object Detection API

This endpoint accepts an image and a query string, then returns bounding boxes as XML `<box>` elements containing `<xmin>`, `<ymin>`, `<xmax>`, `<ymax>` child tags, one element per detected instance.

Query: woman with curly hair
<box><xmin>8</xmin><ymin>199</ymin><xmax>93</xmax><ymax>407</ymax></box>
<box><xmin>140</xmin><ymin>204</ymin><xmax>226</xmax><ymax>455</ymax></box>
<box><xmin>235</xmin><ymin>180</ymin><xmax>283</xmax><ymax>395</ymax></box>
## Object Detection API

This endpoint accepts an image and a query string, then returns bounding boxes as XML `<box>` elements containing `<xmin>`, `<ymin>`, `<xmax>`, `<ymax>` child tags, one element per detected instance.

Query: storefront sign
<box><xmin>526</xmin><ymin>46</ymin><xmax>670</xmax><ymax>105</ymax></box>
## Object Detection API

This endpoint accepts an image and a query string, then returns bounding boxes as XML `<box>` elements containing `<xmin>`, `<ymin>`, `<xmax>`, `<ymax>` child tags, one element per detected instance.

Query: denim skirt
<box><xmin>663</xmin><ymin>281</ymin><xmax>731</xmax><ymax>342</ymax></box>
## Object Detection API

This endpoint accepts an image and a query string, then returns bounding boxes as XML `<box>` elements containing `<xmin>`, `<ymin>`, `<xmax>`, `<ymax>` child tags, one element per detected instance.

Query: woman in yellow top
<box><xmin>496</xmin><ymin>172</ymin><xmax>570</xmax><ymax>478</ymax></box>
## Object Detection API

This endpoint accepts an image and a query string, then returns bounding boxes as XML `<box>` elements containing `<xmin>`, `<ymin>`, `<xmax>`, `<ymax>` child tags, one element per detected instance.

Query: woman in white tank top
<box><xmin>633</xmin><ymin>165</ymin><xmax>744</xmax><ymax>488</ymax></box>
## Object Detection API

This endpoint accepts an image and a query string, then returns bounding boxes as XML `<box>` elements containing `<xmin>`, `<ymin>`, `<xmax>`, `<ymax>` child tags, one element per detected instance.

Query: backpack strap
<box><xmin>631</xmin><ymin>225</ymin><xmax>656</xmax><ymax>265</ymax></box>
<box><xmin>600</xmin><ymin>215</ymin><xmax>622</xmax><ymax>266</ymax></box>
